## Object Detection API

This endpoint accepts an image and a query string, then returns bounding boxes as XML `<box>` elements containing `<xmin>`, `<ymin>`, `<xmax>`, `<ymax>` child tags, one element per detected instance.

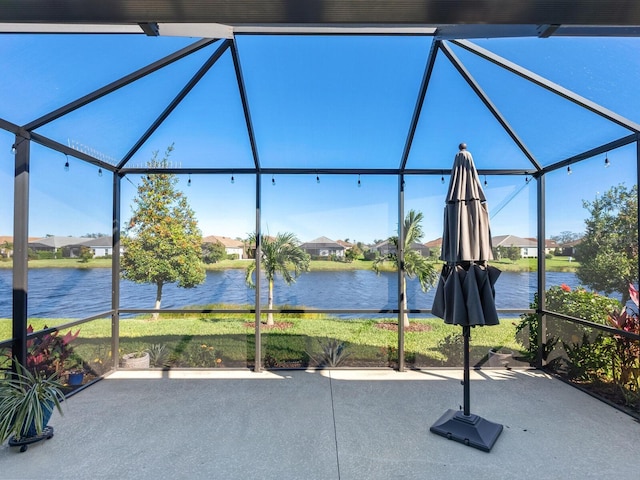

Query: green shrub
<box><xmin>518</xmin><ymin>284</ymin><xmax>621</xmax><ymax>365</ymax></box>
<box><xmin>562</xmin><ymin>333</ymin><xmax>610</xmax><ymax>381</ymax></box>
<box><xmin>176</xmin><ymin>342</ymin><xmax>225</xmax><ymax>368</ymax></box>
<box><xmin>148</xmin><ymin>343</ymin><xmax>170</xmax><ymax>368</ymax></box>
<box><xmin>78</xmin><ymin>246</ymin><xmax>94</xmax><ymax>263</ymax></box>
<box><xmin>363</xmin><ymin>251</ymin><xmax>378</xmax><ymax>261</ymax></box>
<box><xmin>306</xmin><ymin>338</ymin><xmax>351</xmax><ymax>367</ymax></box>
<box><xmin>437</xmin><ymin>333</ymin><xmax>464</xmax><ymax>366</ymax></box>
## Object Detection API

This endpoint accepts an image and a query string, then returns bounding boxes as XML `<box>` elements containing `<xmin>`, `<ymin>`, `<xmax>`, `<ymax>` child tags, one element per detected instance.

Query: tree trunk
<box><xmin>621</xmin><ymin>287</ymin><xmax>630</xmax><ymax>306</ymax></box>
<box><xmin>153</xmin><ymin>281</ymin><xmax>163</xmax><ymax>320</ymax></box>
<box><xmin>267</xmin><ymin>279</ymin><xmax>274</xmax><ymax>326</ymax></box>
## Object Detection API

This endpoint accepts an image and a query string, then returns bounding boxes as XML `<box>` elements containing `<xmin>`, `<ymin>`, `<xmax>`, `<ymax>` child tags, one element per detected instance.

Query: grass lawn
<box><xmin>1</xmin><ymin>256</ymin><xmax>578</xmax><ymax>272</ymax></box>
<box><xmin>491</xmin><ymin>256</ymin><xmax>578</xmax><ymax>272</ymax></box>
<box><xmin>1</xmin><ymin>312</ymin><xmax>527</xmax><ymax>370</ymax></box>
<box><xmin>0</xmin><ymin>258</ymin><xmax>113</xmax><ymax>269</ymax></box>
<box><xmin>205</xmin><ymin>258</ymin><xmax>384</xmax><ymax>271</ymax></box>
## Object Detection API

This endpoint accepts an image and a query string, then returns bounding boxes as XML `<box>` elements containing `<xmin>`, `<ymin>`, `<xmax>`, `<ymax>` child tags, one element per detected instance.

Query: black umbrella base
<box><xmin>430</xmin><ymin>409</ymin><xmax>502</xmax><ymax>452</ymax></box>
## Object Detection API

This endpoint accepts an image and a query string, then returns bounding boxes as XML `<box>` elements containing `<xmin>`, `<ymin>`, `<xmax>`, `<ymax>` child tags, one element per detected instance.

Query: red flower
<box><xmin>560</xmin><ymin>283</ymin><xmax>571</xmax><ymax>292</ymax></box>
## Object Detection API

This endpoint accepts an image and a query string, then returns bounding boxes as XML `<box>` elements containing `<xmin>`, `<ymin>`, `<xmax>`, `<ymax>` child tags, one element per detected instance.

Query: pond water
<box><xmin>0</xmin><ymin>268</ymin><xmax>582</xmax><ymax>319</ymax></box>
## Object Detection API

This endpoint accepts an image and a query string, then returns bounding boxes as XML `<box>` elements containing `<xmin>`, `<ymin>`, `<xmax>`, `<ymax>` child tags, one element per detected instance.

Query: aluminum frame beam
<box><xmin>25</xmin><ymin>38</ymin><xmax>218</xmax><ymax>132</ymax></box>
<box><xmin>452</xmin><ymin>39</ymin><xmax>640</xmax><ymax>134</ymax></box>
<box><xmin>230</xmin><ymin>40</ymin><xmax>261</xmax><ymax>171</ymax></box>
<box><xmin>117</xmin><ymin>39</ymin><xmax>231</xmax><ymax>170</ymax></box>
<box><xmin>111</xmin><ymin>174</ymin><xmax>121</xmax><ymax>370</ymax></box>
<box><xmin>254</xmin><ymin>174</ymin><xmax>262</xmax><ymax>372</ymax></box>
<box><xmin>637</xmin><ymin>134</ymin><xmax>640</xmax><ymax>292</ymax></box>
<box><xmin>397</xmin><ymin>174</ymin><xmax>405</xmax><ymax>371</ymax></box>
<box><xmin>2</xmin><ymin>1</ymin><xmax>640</xmax><ymax>28</ymax></box>
<box><xmin>399</xmin><ymin>39</ymin><xmax>439</xmax><ymax>172</ymax></box>
<box><xmin>11</xmin><ymin>135</ymin><xmax>29</xmax><ymax>366</ymax></box>
<box><xmin>440</xmin><ymin>41</ymin><xmax>542</xmax><ymax>172</ymax></box>
<box><xmin>29</xmin><ymin>132</ymin><xmax>114</xmax><ymax>172</ymax></box>
<box><xmin>119</xmin><ymin>167</ymin><xmax>534</xmax><ymax>176</ymax></box>
<box><xmin>542</xmin><ymin>134</ymin><xmax>637</xmax><ymax>174</ymax></box>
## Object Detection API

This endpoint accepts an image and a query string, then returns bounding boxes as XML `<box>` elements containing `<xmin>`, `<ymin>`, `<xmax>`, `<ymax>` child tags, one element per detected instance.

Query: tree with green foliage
<box><xmin>202</xmin><ymin>240</ymin><xmax>227</xmax><ymax>264</ymax></box>
<box><xmin>576</xmin><ymin>184</ymin><xmax>638</xmax><ymax>303</ymax></box>
<box><xmin>345</xmin><ymin>243</ymin><xmax>362</xmax><ymax>263</ymax></box>
<box><xmin>84</xmin><ymin>233</ymin><xmax>109</xmax><ymax>238</ymax></box>
<box><xmin>372</xmin><ymin>209</ymin><xmax>438</xmax><ymax>328</ymax></box>
<box><xmin>78</xmin><ymin>246</ymin><xmax>94</xmax><ymax>263</ymax></box>
<box><xmin>121</xmin><ymin>145</ymin><xmax>206</xmax><ymax>319</ymax></box>
<box><xmin>245</xmin><ymin>232</ymin><xmax>310</xmax><ymax>325</ymax></box>
<box><xmin>493</xmin><ymin>245</ymin><xmax>521</xmax><ymax>262</ymax></box>
<box><xmin>551</xmin><ymin>231</ymin><xmax>582</xmax><ymax>244</ymax></box>
<box><xmin>0</xmin><ymin>240</ymin><xmax>12</xmax><ymax>259</ymax></box>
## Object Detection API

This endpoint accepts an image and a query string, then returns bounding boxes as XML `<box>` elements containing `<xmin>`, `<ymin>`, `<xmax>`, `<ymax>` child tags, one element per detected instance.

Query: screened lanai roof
<box><xmin>1</xmin><ymin>0</ymin><xmax>640</xmax><ymax>177</ymax></box>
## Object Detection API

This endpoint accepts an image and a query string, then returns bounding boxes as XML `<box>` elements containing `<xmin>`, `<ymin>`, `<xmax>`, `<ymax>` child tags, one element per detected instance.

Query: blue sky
<box><xmin>1</xmin><ymin>34</ymin><xmax>639</xmax><ymax>244</ymax></box>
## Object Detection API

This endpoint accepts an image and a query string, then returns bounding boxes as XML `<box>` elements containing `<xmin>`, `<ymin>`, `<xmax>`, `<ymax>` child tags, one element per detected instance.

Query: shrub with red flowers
<box><xmin>606</xmin><ymin>284</ymin><xmax>640</xmax><ymax>394</ymax></box>
<box><xmin>519</xmin><ymin>283</ymin><xmax>640</xmax><ymax>412</ymax></box>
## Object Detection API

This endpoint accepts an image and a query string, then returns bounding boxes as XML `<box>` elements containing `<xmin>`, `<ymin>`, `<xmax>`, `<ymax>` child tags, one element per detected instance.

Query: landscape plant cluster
<box><xmin>1</xmin><ymin>326</ymin><xmax>81</xmax><ymax>379</ymax></box>
<box><xmin>0</xmin><ymin>325</ymin><xmax>111</xmax><ymax>392</ymax></box>
<box><xmin>24</xmin><ymin>326</ymin><xmax>80</xmax><ymax>377</ymax></box>
<box><xmin>106</xmin><ymin>311</ymin><xmax>524</xmax><ymax>370</ymax></box>
<box><xmin>519</xmin><ymin>284</ymin><xmax>640</xmax><ymax>414</ymax></box>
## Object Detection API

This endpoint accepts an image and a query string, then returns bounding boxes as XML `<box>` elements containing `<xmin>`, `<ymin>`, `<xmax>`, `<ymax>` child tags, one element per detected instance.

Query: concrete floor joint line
<box><xmin>329</xmin><ymin>371</ymin><xmax>342</xmax><ymax>480</ymax></box>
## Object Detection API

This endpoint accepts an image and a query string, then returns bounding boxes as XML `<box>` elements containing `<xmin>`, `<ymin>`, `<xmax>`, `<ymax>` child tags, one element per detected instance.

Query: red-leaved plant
<box><xmin>607</xmin><ymin>284</ymin><xmax>640</xmax><ymax>390</ymax></box>
<box><xmin>25</xmin><ymin>325</ymin><xmax>80</xmax><ymax>377</ymax></box>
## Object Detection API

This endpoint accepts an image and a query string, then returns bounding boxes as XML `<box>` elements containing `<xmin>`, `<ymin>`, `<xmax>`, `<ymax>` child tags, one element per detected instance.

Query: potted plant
<box><xmin>65</xmin><ymin>353</ymin><xmax>86</xmax><ymax>386</ymax></box>
<box><xmin>488</xmin><ymin>348</ymin><xmax>514</xmax><ymax>367</ymax></box>
<box><xmin>121</xmin><ymin>350</ymin><xmax>150</xmax><ymax>369</ymax></box>
<box><xmin>0</xmin><ymin>361</ymin><xmax>65</xmax><ymax>451</ymax></box>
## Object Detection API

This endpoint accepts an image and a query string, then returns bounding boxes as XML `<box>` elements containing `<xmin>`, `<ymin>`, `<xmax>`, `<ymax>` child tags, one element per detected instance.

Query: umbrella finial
<box><xmin>459</xmin><ymin>143</ymin><xmax>467</xmax><ymax>151</ymax></box>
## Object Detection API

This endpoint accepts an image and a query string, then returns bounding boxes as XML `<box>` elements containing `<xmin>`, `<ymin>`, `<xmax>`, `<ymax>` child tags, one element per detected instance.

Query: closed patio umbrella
<box><xmin>430</xmin><ymin>144</ymin><xmax>503</xmax><ymax>452</ymax></box>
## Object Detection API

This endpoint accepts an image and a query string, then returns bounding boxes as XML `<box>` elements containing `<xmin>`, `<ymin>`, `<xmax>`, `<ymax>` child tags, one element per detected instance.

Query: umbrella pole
<box><xmin>463</xmin><ymin>325</ymin><xmax>470</xmax><ymax>416</ymax></box>
<box><xmin>430</xmin><ymin>146</ymin><xmax>504</xmax><ymax>451</ymax></box>
<box><xmin>430</xmin><ymin>323</ymin><xmax>503</xmax><ymax>452</ymax></box>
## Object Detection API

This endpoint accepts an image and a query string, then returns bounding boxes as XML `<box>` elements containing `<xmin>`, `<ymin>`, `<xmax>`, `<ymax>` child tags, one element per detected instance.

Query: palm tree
<box><xmin>245</xmin><ymin>232</ymin><xmax>311</xmax><ymax>325</ymax></box>
<box><xmin>373</xmin><ymin>210</ymin><xmax>438</xmax><ymax>328</ymax></box>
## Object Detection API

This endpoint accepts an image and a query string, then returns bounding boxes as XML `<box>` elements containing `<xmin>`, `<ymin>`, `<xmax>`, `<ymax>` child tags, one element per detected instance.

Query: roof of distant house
<box><xmin>336</xmin><ymin>240</ymin><xmax>353</xmax><ymax>248</ymax></box>
<box><xmin>424</xmin><ymin>237</ymin><xmax>442</xmax><ymax>248</ymax></box>
<box><xmin>492</xmin><ymin>234</ymin><xmax>537</xmax><ymax>248</ymax></box>
<box><xmin>561</xmin><ymin>239</ymin><xmax>583</xmax><ymax>247</ymax></box>
<box><xmin>202</xmin><ymin>235</ymin><xmax>244</xmax><ymax>248</ymax></box>
<box><xmin>525</xmin><ymin>237</ymin><xmax>559</xmax><ymax>248</ymax></box>
<box><xmin>75</xmin><ymin>237</ymin><xmax>112</xmax><ymax>247</ymax></box>
<box><xmin>301</xmin><ymin>236</ymin><xmax>344</xmax><ymax>248</ymax></box>
<box><xmin>29</xmin><ymin>236</ymin><xmax>89</xmax><ymax>248</ymax></box>
<box><xmin>0</xmin><ymin>236</ymin><xmax>41</xmax><ymax>244</ymax></box>
<box><xmin>372</xmin><ymin>239</ymin><xmax>429</xmax><ymax>250</ymax></box>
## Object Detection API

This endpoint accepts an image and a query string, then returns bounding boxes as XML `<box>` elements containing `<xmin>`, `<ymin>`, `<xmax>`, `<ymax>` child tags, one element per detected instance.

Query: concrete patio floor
<box><xmin>1</xmin><ymin>368</ymin><xmax>639</xmax><ymax>479</ymax></box>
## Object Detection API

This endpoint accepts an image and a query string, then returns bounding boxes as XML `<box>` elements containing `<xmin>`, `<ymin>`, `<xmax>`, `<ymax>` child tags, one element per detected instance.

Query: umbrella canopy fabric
<box><xmin>432</xmin><ymin>262</ymin><xmax>500</xmax><ymax>326</ymax></box>
<box><xmin>441</xmin><ymin>147</ymin><xmax>493</xmax><ymax>264</ymax></box>
<box><xmin>432</xmin><ymin>145</ymin><xmax>500</xmax><ymax>327</ymax></box>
